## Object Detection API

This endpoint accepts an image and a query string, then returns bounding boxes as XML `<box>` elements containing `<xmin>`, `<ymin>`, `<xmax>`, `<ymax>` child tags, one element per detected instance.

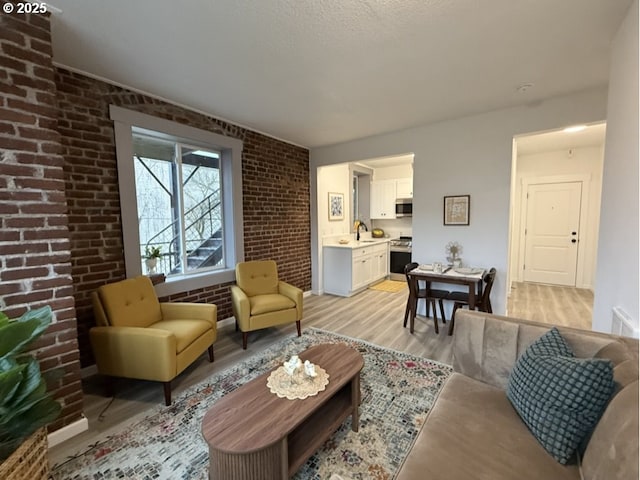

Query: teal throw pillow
<box><xmin>506</xmin><ymin>327</ymin><xmax>615</xmax><ymax>464</ymax></box>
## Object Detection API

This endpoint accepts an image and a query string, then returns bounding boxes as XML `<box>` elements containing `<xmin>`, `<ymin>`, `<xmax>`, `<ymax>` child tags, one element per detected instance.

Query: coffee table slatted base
<box><xmin>209</xmin><ymin>441</ymin><xmax>285</xmax><ymax>479</ymax></box>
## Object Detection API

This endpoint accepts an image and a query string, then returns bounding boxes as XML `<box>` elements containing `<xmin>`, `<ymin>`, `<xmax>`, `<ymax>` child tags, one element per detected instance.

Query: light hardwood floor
<box><xmin>507</xmin><ymin>281</ymin><xmax>593</xmax><ymax>330</ymax></box>
<box><xmin>49</xmin><ymin>281</ymin><xmax>592</xmax><ymax>464</ymax></box>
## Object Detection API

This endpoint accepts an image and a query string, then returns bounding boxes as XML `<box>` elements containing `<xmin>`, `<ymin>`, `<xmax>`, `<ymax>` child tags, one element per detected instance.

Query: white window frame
<box><xmin>110</xmin><ymin>105</ymin><xmax>244</xmax><ymax>296</ymax></box>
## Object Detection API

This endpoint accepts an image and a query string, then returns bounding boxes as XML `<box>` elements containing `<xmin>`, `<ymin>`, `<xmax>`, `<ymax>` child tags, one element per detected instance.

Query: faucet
<box><xmin>354</xmin><ymin>220</ymin><xmax>368</xmax><ymax>241</ymax></box>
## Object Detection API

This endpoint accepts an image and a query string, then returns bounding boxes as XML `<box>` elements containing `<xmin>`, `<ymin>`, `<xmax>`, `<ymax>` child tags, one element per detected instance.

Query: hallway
<box><xmin>506</xmin><ymin>281</ymin><xmax>593</xmax><ymax>330</ymax></box>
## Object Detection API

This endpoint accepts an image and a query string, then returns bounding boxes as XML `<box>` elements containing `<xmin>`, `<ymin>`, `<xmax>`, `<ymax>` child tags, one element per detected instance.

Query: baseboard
<box><xmin>48</xmin><ymin>415</ymin><xmax>88</xmax><ymax>449</ymax></box>
<box><xmin>81</xmin><ymin>364</ymin><xmax>98</xmax><ymax>379</ymax></box>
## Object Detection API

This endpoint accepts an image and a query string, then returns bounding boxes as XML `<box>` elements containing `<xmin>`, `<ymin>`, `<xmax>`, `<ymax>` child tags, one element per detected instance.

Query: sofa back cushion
<box><xmin>236</xmin><ymin>260</ymin><xmax>279</xmax><ymax>297</ymax></box>
<box><xmin>453</xmin><ymin>311</ymin><xmax>620</xmax><ymax>389</ymax></box>
<box><xmin>97</xmin><ymin>276</ymin><xmax>162</xmax><ymax>328</ymax></box>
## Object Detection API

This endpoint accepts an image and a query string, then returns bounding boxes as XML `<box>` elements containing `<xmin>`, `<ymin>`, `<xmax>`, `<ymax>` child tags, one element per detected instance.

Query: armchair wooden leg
<box><xmin>242</xmin><ymin>332</ymin><xmax>248</xmax><ymax>350</ymax></box>
<box><xmin>104</xmin><ymin>375</ymin><xmax>115</xmax><ymax>398</ymax></box>
<box><xmin>296</xmin><ymin>320</ymin><xmax>301</xmax><ymax>337</ymax></box>
<box><xmin>208</xmin><ymin>345</ymin><xmax>214</xmax><ymax>362</ymax></box>
<box><xmin>163</xmin><ymin>381</ymin><xmax>172</xmax><ymax>406</ymax></box>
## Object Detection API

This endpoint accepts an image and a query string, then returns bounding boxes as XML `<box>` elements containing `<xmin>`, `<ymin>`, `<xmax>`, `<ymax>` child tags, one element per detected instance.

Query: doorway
<box><xmin>507</xmin><ymin>123</ymin><xmax>605</xmax><ymax>328</ymax></box>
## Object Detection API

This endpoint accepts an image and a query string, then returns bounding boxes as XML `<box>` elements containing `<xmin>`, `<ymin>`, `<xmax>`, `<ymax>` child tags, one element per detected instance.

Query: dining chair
<box><xmin>403</xmin><ymin>262</ymin><xmax>449</xmax><ymax>334</ymax></box>
<box><xmin>446</xmin><ymin>267</ymin><xmax>496</xmax><ymax>335</ymax></box>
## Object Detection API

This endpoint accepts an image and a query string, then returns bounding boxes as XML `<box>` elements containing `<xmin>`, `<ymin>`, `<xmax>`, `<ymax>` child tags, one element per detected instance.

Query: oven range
<box><xmin>389</xmin><ymin>236</ymin><xmax>412</xmax><ymax>281</ymax></box>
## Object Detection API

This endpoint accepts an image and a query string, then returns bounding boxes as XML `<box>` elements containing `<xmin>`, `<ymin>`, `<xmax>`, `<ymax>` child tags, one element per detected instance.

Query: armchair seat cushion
<box><xmin>153</xmin><ymin>319</ymin><xmax>215</xmax><ymax>353</ymax></box>
<box><xmin>250</xmin><ymin>294</ymin><xmax>296</xmax><ymax>316</ymax></box>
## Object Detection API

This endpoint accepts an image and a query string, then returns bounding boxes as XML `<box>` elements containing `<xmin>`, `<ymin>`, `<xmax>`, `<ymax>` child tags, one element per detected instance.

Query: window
<box><xmin>133</xmin><ymin>132</ymin><xmax>223</xmax><ymax>276</ymax></box>
<box><xmin>110</xmin><ymin>106</ymin><xmax>244</xmax><ymax>296</ymax></box>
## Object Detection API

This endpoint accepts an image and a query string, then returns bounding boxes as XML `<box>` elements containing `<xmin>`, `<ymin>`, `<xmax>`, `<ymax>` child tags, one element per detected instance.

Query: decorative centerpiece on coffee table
<box><xmin>267</xmin><ymin>354</ymin><xmax>329</xmax><ymax>400</ymax></box>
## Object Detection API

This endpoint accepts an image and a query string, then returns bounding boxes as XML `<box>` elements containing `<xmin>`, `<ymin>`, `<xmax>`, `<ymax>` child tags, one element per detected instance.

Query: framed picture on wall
<box><xmin>328</xmin><ymin>192</ymin><xmax>345</xmax><ymax>221</ymax></box>
<box><xmin>444</xmin><ymin>195</ymin><xmax>470</xmax><ymax>225</ymax></box>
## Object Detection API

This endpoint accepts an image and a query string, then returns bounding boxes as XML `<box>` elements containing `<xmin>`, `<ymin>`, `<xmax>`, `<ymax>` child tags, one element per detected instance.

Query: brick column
<box><xmin>0</xmin><ymin>11</ymin><xmax>83</xmax><ymax>430</ymax></box>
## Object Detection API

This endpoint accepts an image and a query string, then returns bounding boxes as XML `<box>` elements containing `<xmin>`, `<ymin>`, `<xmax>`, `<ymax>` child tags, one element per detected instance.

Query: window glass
<box><xmin>133</xmin><ymin>131</ymin><xmax>223</xmax><ymax>277</ymax></box>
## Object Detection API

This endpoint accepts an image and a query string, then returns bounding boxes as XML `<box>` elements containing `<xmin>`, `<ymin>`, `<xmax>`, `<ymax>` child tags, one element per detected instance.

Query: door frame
<box><xmin>515</xmin><ymin>173</ymin><xmax>592</xmax><ymax>286</ymax></box>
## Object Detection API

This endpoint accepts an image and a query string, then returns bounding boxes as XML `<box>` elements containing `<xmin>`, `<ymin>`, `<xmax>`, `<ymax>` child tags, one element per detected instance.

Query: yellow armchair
<box><xmin>90</xmin><ymin>275</ymin><xmax>217</xmax><ymax>405</ymax></box>
<box><xmin>231</xmin><ymin>260</ymin><xmax>303</xmax><ymax>349</ymax></box>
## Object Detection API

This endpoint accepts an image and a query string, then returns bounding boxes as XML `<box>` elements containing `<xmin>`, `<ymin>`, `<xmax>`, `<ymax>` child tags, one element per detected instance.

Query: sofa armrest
<box><xmin>230</xmin><ymin>285</ymin><xmax>250</xmax><ymax>330</ymax></box>
<box><xmin>278</xmin><ymin>281</ymin><xmax>303</xmax><ymax>320</ymax></box>
<box><xmin>160</xmin><ymin>302</ymin><xmax>217</xmax><ymax>328</ymax></box>
<box><xmin>90</xmin><ymin>326</ymin><xmax>177</xmax><ymax>381</ymax></box>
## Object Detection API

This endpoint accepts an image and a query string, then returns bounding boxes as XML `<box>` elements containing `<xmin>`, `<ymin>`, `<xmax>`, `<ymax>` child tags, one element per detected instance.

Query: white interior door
<box><xmin>523</xmin><ymin>182</ymin><xmax>582</xmax><ymax>286</ymax></box>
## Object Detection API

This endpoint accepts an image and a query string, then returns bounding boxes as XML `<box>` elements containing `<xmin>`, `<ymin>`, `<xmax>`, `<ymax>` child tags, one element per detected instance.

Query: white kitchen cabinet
<box><xmin>352</xmin><ymin>254</ymin><xmax>373</xmax><ymax>291</ymax></box>
<box><xmin>323</xmin><ymin>241</ymin><xmax>390</xmax><ymax>296</ymax></box>
<box><xmin>370</xmin><ymin>180</ymin><xmax>396</xmax><ymax>219</ymax></box>
<box><xmin>373</xmin><ymin>248</ymin><xmax>388</xmax><ymax>280</ymax></box>
<box><xmin>396</xmin><ymin>178</ymin><xmax>413</xmax><ymax>199</ymax></box>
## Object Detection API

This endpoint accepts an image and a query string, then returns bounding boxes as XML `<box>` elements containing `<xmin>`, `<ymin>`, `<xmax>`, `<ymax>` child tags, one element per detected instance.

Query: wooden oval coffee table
<box><xmin>201</xmin><ymin>343</ymin><xmax>364</xmax><ymax>480</ymax></box>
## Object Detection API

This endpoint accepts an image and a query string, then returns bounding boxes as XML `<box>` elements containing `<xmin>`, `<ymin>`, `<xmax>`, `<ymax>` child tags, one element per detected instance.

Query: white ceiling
<box><xmin>49</xmin><ymin>0</ymin><xmax>631</xmax><ymax>148</ymax></box>
<box><xmin>516</xmin><ymin>122</ymin><xmax>607</xmax><ymax>156</ymax></box>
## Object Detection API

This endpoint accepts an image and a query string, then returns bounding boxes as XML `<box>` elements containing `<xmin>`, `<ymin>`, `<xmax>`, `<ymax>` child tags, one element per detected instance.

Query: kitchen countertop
<box><xmin>323</xmin><ymin>238</ymin><xmax>390</xmax><ymax>249</ymax></box>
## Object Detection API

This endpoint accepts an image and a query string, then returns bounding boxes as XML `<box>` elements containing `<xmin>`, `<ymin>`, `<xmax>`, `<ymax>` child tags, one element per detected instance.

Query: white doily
<box><xmin>266</xmin><ymin>366</ymin><xmax>329</xmax><ymax>400</ymax></box>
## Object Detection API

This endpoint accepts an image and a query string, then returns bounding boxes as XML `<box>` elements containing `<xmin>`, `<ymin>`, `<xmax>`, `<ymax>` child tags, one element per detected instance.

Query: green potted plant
<box><xmin>144</xmin><ymin>245</ymin><xmax>162</xmax><ymax>274</ymax></box>
<box><xmin>0</xmin><ymin>306</ymin><xmax>61</xmax><ymax>467</ymax></box>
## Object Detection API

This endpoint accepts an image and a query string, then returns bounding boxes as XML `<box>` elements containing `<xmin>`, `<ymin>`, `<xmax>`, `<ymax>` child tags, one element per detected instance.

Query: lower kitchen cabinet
<box><xmin>323</xmin><ymin>243</ymin><xmax>389</xmax><ymax>296</ymax></box>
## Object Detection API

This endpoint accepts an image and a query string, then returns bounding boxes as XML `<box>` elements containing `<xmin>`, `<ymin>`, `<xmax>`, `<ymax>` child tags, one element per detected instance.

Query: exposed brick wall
<box><xmin>0</xmin><ymin>12</ymin><xmax>83</xmax><ymax>431</ymax></box>
<box><xmin>242</xmin><ymin>131</ymin><xmax>311</xmax><ymax>286</ymax></box>
<box><xmin>54</xmin><ymin>69</ymin><xmax>311</xmax><ymax>367</ymax></box>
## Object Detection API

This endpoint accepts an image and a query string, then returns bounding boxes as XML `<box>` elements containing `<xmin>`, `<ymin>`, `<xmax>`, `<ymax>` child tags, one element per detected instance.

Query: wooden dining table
<box><xmin>407</xmin><ymin>265</ymin><xmax>485</xmax><ymax>333</ymax></box>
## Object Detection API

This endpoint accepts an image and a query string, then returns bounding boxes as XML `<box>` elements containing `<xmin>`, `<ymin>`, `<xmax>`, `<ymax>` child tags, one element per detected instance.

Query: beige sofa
<box><xmin>397</xmin><ymin>310</ymin><xmax>639</xmax><ymax>480</ymax></box>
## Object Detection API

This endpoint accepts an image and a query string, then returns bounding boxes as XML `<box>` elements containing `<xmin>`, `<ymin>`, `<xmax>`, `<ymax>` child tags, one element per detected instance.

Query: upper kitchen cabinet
<box><xmin>396</xmin><ymin>178</ymin><xmax>413</xmax><ymax>199</ymax></box>
<box><xmin>370</xmin><ymin>179</ymin><xmax>396</xmax><ymax>219</ymax></box>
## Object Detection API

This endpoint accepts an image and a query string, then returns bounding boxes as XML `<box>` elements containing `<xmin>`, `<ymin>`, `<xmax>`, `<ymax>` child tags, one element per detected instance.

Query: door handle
<box><xmin>571</xmin><ymin>231</ymin><xmax>577</xmax><ymax>235</ymax></box>
<box><xmin>571</xmin><ymin>239</ymin><xmax>577</xmax><ymax>243</ymax></box>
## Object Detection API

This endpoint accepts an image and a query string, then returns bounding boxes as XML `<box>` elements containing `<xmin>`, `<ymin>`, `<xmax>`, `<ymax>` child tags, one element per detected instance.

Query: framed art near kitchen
<box><xmin>444</xmin><ymin>195</ymin><xmax>470</xmax><ymax>225</ymax></box>
<box><xmin>328</xmin><ymin>192</ymin><xmax>345</xmax><ymax>221</ymax></box>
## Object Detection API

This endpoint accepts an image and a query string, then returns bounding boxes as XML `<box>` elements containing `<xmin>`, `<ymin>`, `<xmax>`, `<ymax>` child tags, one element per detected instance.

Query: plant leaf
<box><xmin>6</xmin><ymin>357</ymin><xmax>42</xmax><ymax>407</ymax></box>
<box><xmin>0</xmin><ymin>306</ymin><xmax>52</xmax><ymax>360</ymax></box>
<box><xmin>0</xmin><ymin>366</ymin><xmax>24</xmax><ymax>407</ymax></box>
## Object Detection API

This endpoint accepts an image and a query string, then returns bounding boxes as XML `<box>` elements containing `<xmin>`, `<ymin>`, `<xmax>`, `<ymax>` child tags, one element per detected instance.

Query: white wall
<box><xmin>310</xmin><ymin>87</ymin><xmax>609</xmax><ymax>314</ymax></box>
<box><xmin>316</xmin><ymin>163</ymin><xmax>352</xmax><ymax>293</ymax></box>
<box><xmin>593</xmin><ymin>0</ymin><xmax>639</xmax><ymax>335</ymax></box>
<box><xmin>372</xmin><ymin>164</ymin><xmax>413</xmax><ymax>180</ymax></box>
<box><xmin>318</xmin><ymin>163</ymin><xmax>352</xmax><ymax>238</ymax></box>
<box><xmin>510</xmin><ymin>145</ymin><xmax>604</xmax><ymax>290</ymax></box>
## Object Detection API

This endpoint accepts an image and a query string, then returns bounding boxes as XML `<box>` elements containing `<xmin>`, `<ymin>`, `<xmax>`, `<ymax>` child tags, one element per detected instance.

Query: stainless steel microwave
<box><xmin>395</xmin><ymin>199</ymin><xmax>412</xmax><ymax>217</ymax></box>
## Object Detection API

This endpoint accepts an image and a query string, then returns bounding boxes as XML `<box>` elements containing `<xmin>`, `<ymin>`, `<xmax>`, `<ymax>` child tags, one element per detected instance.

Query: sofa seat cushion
<box><xmin>249</xmin><ymin>294</ymin><xmax>296</xmax><ymax>316</ymax></box>
<box><xmin>152</xmin><ymin>319</ymin><xmax>213</xmax><ymax>353</ymax></box>
<box><xmin>396</xmin><ymin>372</ymin><xmax>580</xmax><ymax>480</ymax></box>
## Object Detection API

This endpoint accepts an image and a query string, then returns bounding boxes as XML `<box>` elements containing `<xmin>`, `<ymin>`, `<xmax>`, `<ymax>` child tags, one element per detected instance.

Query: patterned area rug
<box><xmin>368</xmin><ymin>280</ymin><xmax>407</xmax><ymax>293</ymax></box>
<box><xmin>51</xmin><ymin>329</ymin><xmax>452</xmax><ymax>480</ymax></box>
